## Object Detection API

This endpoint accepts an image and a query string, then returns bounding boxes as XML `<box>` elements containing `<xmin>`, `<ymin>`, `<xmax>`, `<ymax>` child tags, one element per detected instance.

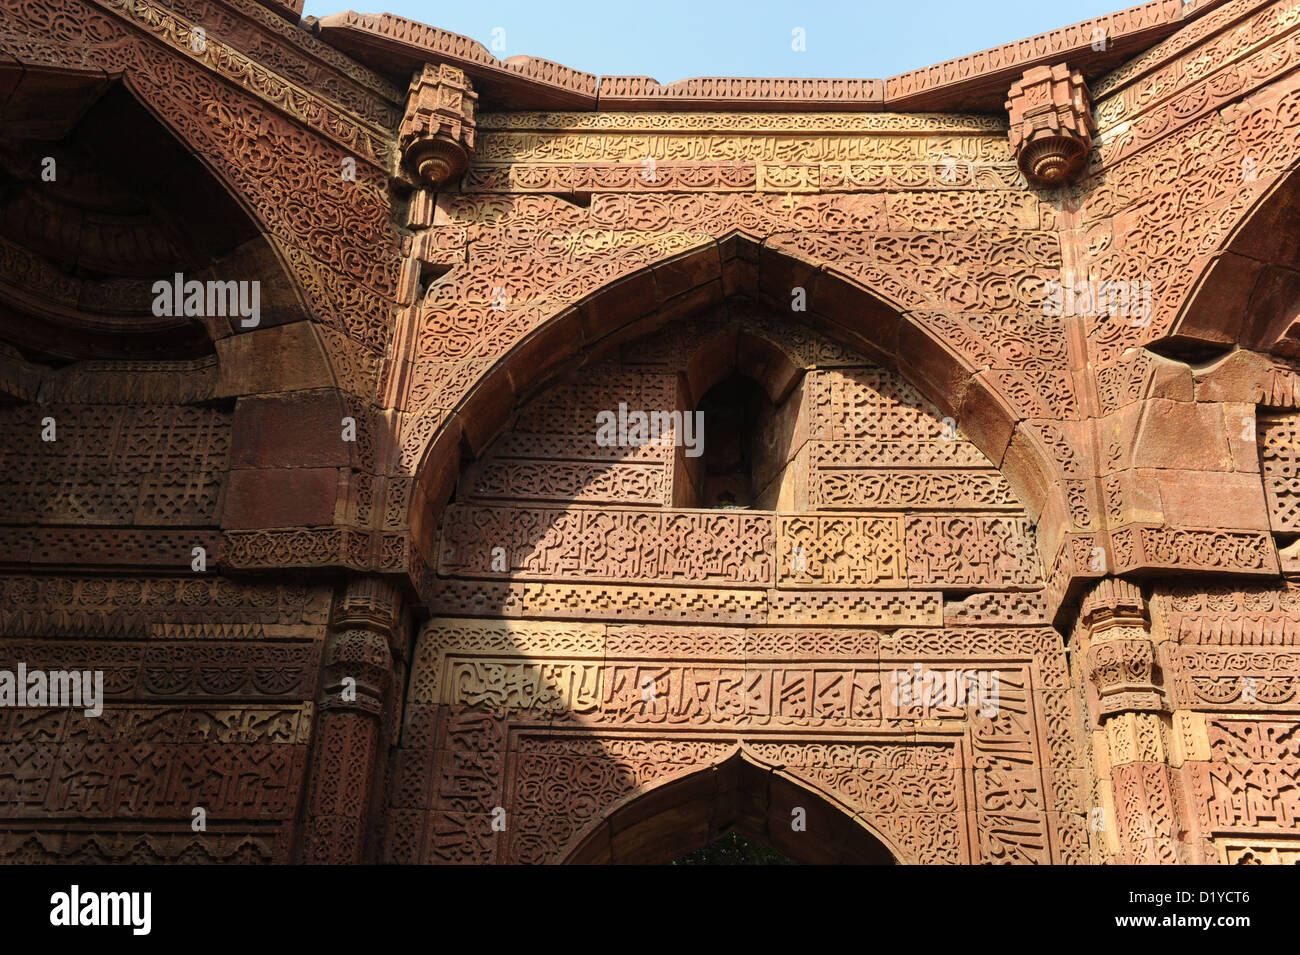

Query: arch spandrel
<box><xmin>1028</xmin><ymin>6</ymin><xmax>1300</xmax><ymax>593</ymax></box>
<box><xmin>1080</xmin><ymin>3</ymin><xmax>1300</xmax><ymax>370</ymax></box>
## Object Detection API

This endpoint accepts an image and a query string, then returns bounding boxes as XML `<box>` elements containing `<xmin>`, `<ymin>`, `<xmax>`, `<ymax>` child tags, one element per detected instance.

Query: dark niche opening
<box><xmin>695</xmin><ymin>372</ymin><xmax>771</xmax><ymax>510</ymax></box>
<box><xmin>0</xmin><ymin>76</ymin><xmax>307</xmax><ymax>362</ymax></box>
<box><xmin>670</xmin><ymin>831</ymin><xmax>800</xmax><ymax>865</ymax></box>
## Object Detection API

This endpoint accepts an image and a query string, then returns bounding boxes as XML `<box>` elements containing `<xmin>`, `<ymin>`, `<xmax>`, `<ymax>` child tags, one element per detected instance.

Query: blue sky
<box><xmin>302</xmin><ymin>0</ymin><xmax>1140</xmax><ymax>83</ymax></box>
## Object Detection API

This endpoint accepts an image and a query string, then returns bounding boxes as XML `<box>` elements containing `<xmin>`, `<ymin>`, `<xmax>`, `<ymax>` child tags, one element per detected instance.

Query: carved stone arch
<box><xmin>109</xmin><ymin>69</ymin><xmax>320</xmax><ymax>332</ymax></box>
<box><xmin>406</xmin><ymin>235</ymin><xmax>1074</xmax><ymax>594</ymax></box>
<box><xmin>0</xmin><ymin>0</ymin><xmax>402</xmax><ymax>355</ymax></box>
<box><xmin>0</xmin><ymin>60</ymin><xmax>314</xmax><ymax>361</ymax></box>
<box><xmin>557</xmin><ymin>743</ymin><xmax>901</xmax><ymax>865</ymax></box>
<box><xmin>1155</xmin><ymin>154</ymin><xmax>1300</xmax><ymax>362</ymax></box>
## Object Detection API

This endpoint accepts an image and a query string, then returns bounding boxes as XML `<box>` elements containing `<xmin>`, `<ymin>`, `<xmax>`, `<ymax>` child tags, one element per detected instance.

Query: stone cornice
<box><xmin>315</xmin><ymin>11</ymin><xmax>599</xmax><ymax>110</ymax></box>
<box><xmin>316</xmin><ymin>0</ymin><xmax>1231</xmax><ymax>113</ymax></box>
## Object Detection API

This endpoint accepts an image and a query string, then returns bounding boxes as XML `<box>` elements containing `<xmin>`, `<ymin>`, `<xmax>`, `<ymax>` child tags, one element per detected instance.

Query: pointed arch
<box><xmin>557</xmin><ymin>743</ymin><xmax>901</xmax><ymax>865</ymax></box>
<box><xmin>0</xmin><ymin>4</ymin><xmax>401</xmax><ymax>356</ymax></box>
<box><xmin>0</xmin><ymin>62</ymin><xmax>312</xmax><ymax>360</ymax></box>
<box><xmin>1155</xmin><ymin>155</ymin><xmax>1300</xmax><ymax>361</ymax></box>
<box><xmin>408</xmin><ymin>234</ymin><xmax>1071</xmax><ymax>585</ymax></box>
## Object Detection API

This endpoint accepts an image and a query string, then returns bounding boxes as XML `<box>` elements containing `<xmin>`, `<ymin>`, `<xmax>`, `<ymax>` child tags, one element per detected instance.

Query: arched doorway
<box><xmin>560</xmin><ymin>747</ymin><xmax>898</xmax><ymax>865</ymax></box>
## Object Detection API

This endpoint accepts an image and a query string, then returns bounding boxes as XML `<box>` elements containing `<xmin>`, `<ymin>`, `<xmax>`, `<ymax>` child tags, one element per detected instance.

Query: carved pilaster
<box><xmin>300</xmin><ymin>575</ymin><xmax>403</xmax><ymax>863</ymax></box>
<box><xmin>400</xmin><ymin>63</ymin><xmax>477</xmax><ymax>188</ymax></box>
<box><xmin>1005</xmin><ymin>64</ymin><xmax>1095</xmax><ymax>186</ymax></box>
<box><xmin>1075</xmin><ymin>578</ymin><xmax>1184</xmax><ymax>865</ymax></box>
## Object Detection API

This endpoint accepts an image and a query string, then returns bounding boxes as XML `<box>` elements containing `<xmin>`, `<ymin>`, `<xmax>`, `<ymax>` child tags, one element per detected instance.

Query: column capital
<box><xmin>321</xmin><ymin>575</ymin><xmax>403</xmax><ymax>713</ymax></box>
<box><xmin>1081</xmin><ymin>576</ymin><xmax>1147</xmax><ymax>630</ymax></box>
<box><xmin>1079</xmin><ymin>578</ymin><xmax>1166</xmax><ymax>719</ymax></box>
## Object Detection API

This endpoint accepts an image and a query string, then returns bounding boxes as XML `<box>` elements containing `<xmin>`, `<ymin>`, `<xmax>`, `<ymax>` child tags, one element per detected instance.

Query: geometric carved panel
<box><xmin>1260</xmin><ymin>414</ymin><xmax>1300</xmax><ymax>533</ymax></box>
<box><xmin>469</xmin><ymin>459</ymin><xmax>668</xmax><ymax>506</ymax></box>
<box><xmin>0</xmin><ymin>405</ymin><xmax>230</xmax><ymax>526</ymax></box>
<box><xmin>777</xmin><ymin>514</ymin><xmax>907</xmax><ymax>587</ymax></box>
<box><xmin>1168</xmin><ymin>647</ymin><xmax>1300</xmax><ymax>710</ymax></box>
<box><xmin>810</xmin><ymin>465</ymin><xmax>1019</xmax><ymax>509</ymax></box>
<box><xmin>438</xmin><ymin>505</ymin><xmax>774</xmax><ymax>583</ymax></box>
<box><xmin>905</xmin><ymin>514</ymin><xmax>1041</xmax><ymax>588</ymax></box>
<box><xmin>1187</xmin><ymin>719</ymin><xmax>1300</xmax><ymax>834</ymax></box>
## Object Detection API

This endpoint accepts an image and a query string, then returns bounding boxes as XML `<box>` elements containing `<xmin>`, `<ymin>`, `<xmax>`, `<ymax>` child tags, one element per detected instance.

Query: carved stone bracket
<box><xmin>399</xmin><ymin>63</ymin><xmax>477</xmax><ymax>188</ymax></box>
<box><xmin>1005</xmin><ymin>64</ymin><xmax>1095</xmax><ymax>186</ymax></box>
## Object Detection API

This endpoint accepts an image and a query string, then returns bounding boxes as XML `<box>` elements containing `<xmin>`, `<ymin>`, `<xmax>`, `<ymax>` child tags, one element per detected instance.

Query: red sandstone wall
<box><xmin>0</xmin><ymin>0</ymin><xmax>1297</xmax><ymax>864</ymax></box>
<box><xmin>0</xmin><ymin>363</ymin><xmax>330</xmax><ymax>862</ymax></box>
<box><xmin>392</xmin><ymin>312</ymin><xmax>1085</xmax><ymax>864</ymax></box>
